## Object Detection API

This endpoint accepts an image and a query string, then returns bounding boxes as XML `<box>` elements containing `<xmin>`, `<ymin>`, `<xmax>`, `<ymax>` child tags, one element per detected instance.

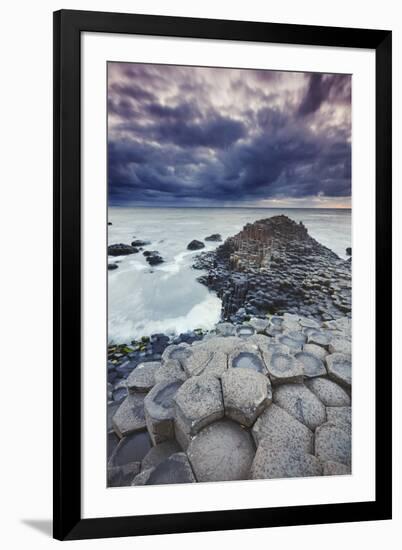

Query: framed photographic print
<box><xmin>53</xmin><ymin>9</ymin><xmax>392</xmax><ymax>541</ymax></box>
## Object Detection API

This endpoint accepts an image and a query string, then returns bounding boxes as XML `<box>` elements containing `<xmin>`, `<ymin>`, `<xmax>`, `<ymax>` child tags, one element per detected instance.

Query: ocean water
<box><xmin>108</xmin><ymin>207</ymin><xmax>351</xmax><ymax>343</ymax></box>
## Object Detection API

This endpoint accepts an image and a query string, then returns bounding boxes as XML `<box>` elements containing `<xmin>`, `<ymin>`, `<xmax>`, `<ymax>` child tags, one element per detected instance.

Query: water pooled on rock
<box><xmin>232</xmin><ymin>352</ymin><xmax>265</xmax><ymax>373</ymax></box>
<box><xmin>153</xmin><ymin>380</ymin><xmax>183</xmax><ymax>409</ymax></box>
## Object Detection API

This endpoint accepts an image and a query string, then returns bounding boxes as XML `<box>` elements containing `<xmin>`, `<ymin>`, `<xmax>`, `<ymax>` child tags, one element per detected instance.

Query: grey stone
<box><xmin>192</xmin><ymin>335</ymin><xmax>258</xmax><ymax>355</ymax></box>
<box><xmin>229</xmin><ymin>351</ymin><xmax>267</xmax><ymax>374</ymax></box>
<box><xmin>326</xmin><ymin>353</ymin><xmax>352</xmax><ymax>388</ymax></box>
<box><xmin>277</xmin><ymin>335</ymin><xmax>303</xmax><ymax>352</ymax></box>
<box><xmin>252</xmin><ymin>403</ymin><xmax>313</xmax><ymax>453</ymax></box>
<box><xmin>187</xmin><ymin>420</ymin><xmax>255</xmax><ymax>482</ymax></box>
<box><xmin>108</xmin><ymin>463</ymin><xmax>141</xmax><ymax>487</ymax></box>
<box><xmin>107</xmin><ymin>400</ymin><xmax>122</xmax><ymax>432</ymax></box>
<box><xmin>328</xmin><ymin>338</ymin><xmax>352</xmax><ymax>355</ymax></box>
<box><xmin>110</xmin><ymin>430</ymin><xmax>152</xmax><ymax>466</ymax></box>
<box><xmin>107</xmin><ymin>431</ymin><xmax>119</xmax><ymax>460</ymax></box>
<box><xmin>144</xmin><ymin>380</ymin><xmax>183</xmax><ymax>445</ymax></box>
<box><xmin>273</xmin><ymin>384</ymin><xmax>326</xmax><ymax>430</ymax></box>
<box><xmin>126</xmin><ymin>362</ymin><xmax>160</xmax><ymax>393</ymax></box>
<box><xmin>251</xmin><ymin>439</ymin><xmax>322</xmax><ymax>479</ymax></box>
<box><xmin>315</xmin><ymin>422</ymin><xmax>351</xmax><ymax>465</ymax></box>
<box><xmin>133</xmin><ymin>453</ymin><xmax>196</xmax><ymax>485</ymax></box>
<box><xmin>306</xmin><ymin>377</ymin><xmax>351</xmax><ymax>406</ymax></box>
<box><xmin>299</xmin><ymin>317</ymin><xmax>320</xmax><ymax>329</ymax></box>
<box><xmin>161</xmin><ymin>343</ymin><xmax>191</xmax><ymax>365</ymax></box>
<box><xmin>236</xmin><ymin>324</ymin><xmax>256</xmax><ymax>337</ymax></box>
<box><xmin>264</xmin><ymin>353</ymin><xmax>304</xmax><ymax>384</ymax></box>
<box><xmin>174</xmin><ymin>374</ymin><xmax>224</xmax><ymax>448</ymax></box>
<box><xmin>154</xmin><ymin>359</ymin><xmax>187</xmax><ymax>384</ymax></box>
<box><xmin>181</xmin><ymin>348</ymin><xmax>213</xmax><ymax>377</ymax></box>
<box><xmin>112</xmin><ymin>393</ymin><xmax>147</xmax><ymax>438</ymax></box>
<box><xmin>295</xmin><ymin>351</ymin><xmax>327</xmax><ymax>378</ymax></box>
<box><xmin>248</xmin><ymin>318</ymin><xmax>270</xmax><ymax>333</ymax></box>
<box><xmin>303</xmin><ymin>343</ymin><xmax>328</xmax><ymax>361</ymax></box>
<box><xmin>215</xmin><ymin>322</ymin><xmax>236</xmax><ymax>337</ymax></box>
<box><xmin>201</xmin><ymin>351</ymin><xmax>228</xmax><ymax>377</ymax></box>
<box><xmin>221</xmin><ymin>368</ymin><xmax>272</xmax><ymax>427</ymax></box>
<box><xmin>323</xmin><ymin>460</ymin><xmax>351</xmax><ymax>476</ymax></box>
<box><xmin>326</xmin><ymin>406</ymin><xmax>351</xmax><ymax>434</ymax></box>
<box><xmin>141</xmin><ymin>440</ymin><xmax>182</xmax><ymax>471</ymax></box>
<box><xmin>307</xmin><ymin>331</ymin><xmax>331</xmax><ymax>348</ymax></box>
<box><xmin>286</xmin><ymin>330</ymin><xmax>307</xmax><ymax>344</ymax></box>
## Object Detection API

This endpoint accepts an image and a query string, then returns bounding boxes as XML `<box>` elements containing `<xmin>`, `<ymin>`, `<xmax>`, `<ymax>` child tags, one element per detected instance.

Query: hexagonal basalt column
<box><xmin>126</xmin><ymin>361</ymin><xmax>161</xmax><ymax>393</ymax></box>
<box><xmin>273</xmin><ymin>384</ymin><xmax>326</xmax><ymax>430</ymax></box>
<box><xmin>187</xmin><ymin>420</ymin><xmax>255</xmax><ymax>482</ymax></box>
<box><xmin>173</xmin><ymin>374</ymin><xmax>224</xmax><ymax>449</ymax></box>
<box><xmin>144</xmin><ymin>380</ymin><xmax>183</xmax><ymax>445</ymax></box>
<box><xmin>221</xmin><ymin>368</ymin><xmax>272</xmax><ymax>427</ymax></box>
<box><xmin>228</xmin><ymin>350</ymin><xmax>267</xmax><ymax>374</ymax></box>
<box><xmin>294</xmin><ymin>351</ymin><xmax>327</xmax><ymax>378</ymax></box>
<box><xmin>112</xmin><ymin>393</ymin><xmax>147</xmax><ymax>438</ymax></box>
<box><xmin>325</xmin><ymin>353</ymin><xmax>352</xmax><ymax>388</ymax></box>
<box><xmin>264</xmin><ymin>353</ymin><xmax>303</xmax><ymax>384</ymax></box>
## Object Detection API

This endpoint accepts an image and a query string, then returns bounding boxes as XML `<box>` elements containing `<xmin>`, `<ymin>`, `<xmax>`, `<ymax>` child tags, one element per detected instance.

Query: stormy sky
<box><xmin>108</xmin><ymin>63</ymin><xmax>351</xmax><ymax>208</ymax></box>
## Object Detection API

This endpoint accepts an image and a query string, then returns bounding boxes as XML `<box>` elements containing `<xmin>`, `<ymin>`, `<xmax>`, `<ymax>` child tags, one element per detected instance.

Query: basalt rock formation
<box><xmin>193</xmin><ymin>215</ymin><xmax>351</xmax><ymax>322</ymax></box>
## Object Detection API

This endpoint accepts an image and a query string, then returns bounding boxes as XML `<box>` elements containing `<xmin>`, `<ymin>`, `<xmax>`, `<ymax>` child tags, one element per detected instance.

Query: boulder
<box><xmin>187</xmin><ymin>420</ymin><xmax>255</xmax><ymax>482</ymax></box>
<box><xmin>108</xmin><ymin>243</ymin><xmax>138</xmax><ymax>256</ymax></box>
<box><xmin>252</xmin><ymin>403</ymin><xmax>313</xmax><ymax>453</ymax></box>
<box><xmin>221</xmin><ymin>368</ymin><xmax>272</xmax><ymax>427</ymax></box>
<box><xmin>145</xmin><ymin>251</ymin><xmax>164</xmax><ymax>266</ymax></box>
<box><xmin>326</xmin><ymin>353</ymin><xmax>352</xmax><ymax>388</ymax></box>
<box><xmin>315</xmin><ymin>422</ymin><xmax>351</xmax><ymax>465</ymax></box>
<box><xmin>144</xmin><ymin>380</ymin><xmax>183</xmax><ymax>445</ymax></box>
<box><xmin>112</xmin><ymin>393</ymin><xmax>147</xmax><ymax>438</ymax></box>
<box><xmin>306</xmin><ymin>377</ymin><xmax>351</xmax><ymax>406</ymax></box>
<box><xmin>131</xmin><ymin>239</ymin><xmax>151</xmax><ymax>247</ymax></box>
<box><xmin>174</xmin><ymin>375</ymin><xmax>224</xmax><ymax>448</ymax></box>
<box><xmin>187</xmin><ymin>240</ymin><xmax>205</xmax><ymax>250</ymax></box>
<box><xmin>132</xmin><ymin>453</ymin><xmax>196</xmax><ymax>485</ymax></box>
<box><xmin>205</xmin><ymin>234</ymin><xmax>222</xmax><ymax>242</ymax></box>
<box><xmin>251</xmin><ymin>439</ymin><xmax>322</xmax><ymax>479</ymax></box>
<box><xmin>273</xmin><ymin>384</ymin><xmax>326</xmax><ymax>430</ymax></box>
<box><xmin>295</xmin><ymin>351</ymin><xmax>327</xmax><ymax>378</ymax></box>
<box><xmin>346</xmin><ymin>247</ymin><xmax>352</xmax><ymax>256</ymax></box>
<box><xmin>108</xmin><ymin>263</ymin><xmax>118</xmax><ymax>270</ymax></box>
<box><xmin>264</xmin><ymin>353</ymin><xmax>304</xmax><ymax>384</ymax></box>
<box><xmin>126</xmin><ymin>361</ymin><xmax>160</xmax><ymax>393</ymax></box>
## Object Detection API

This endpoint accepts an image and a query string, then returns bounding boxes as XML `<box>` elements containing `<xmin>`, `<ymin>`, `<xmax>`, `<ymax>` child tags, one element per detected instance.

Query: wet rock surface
<box><xmin>106</xmin><ymin>216</ymin><xmax>352</xmax><ymax>487</ymax></box>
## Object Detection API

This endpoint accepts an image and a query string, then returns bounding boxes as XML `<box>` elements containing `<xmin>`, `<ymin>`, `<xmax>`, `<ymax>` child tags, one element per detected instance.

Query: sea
<box><xmin>108</xmin><ymin>207</ymin><xmax>351</xmax><ymax>344</ymax></box>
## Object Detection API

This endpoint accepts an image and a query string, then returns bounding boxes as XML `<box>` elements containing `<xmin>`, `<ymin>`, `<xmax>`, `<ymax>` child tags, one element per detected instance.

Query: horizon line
<box><xmin>108</xmin><ymin>204</ymin><xmax>351</xmax><ymax>210</ymax></box>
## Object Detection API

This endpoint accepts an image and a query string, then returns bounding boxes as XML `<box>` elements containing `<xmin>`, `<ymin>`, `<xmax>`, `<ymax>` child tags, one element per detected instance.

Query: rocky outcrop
<box><xmin>107</xmin><ymin>313</ymin><xmax>352</xmax><ymax>487</ymax></box>
<box><xmin>108</xmin><ymin>243</ymin><xmax>139</xmax><ymax>256</ymax></box>
<box><xmin>205</xmin><ymin>234</ymin><xmax>222</xmax><ymax>242</ymax></box>
<box><xmin>143</xmin><ymin>250</ymin><xmax>164</xmax><ymax>265</ymax></box>
<box><xmin>187</xmin><ymin>240</ymin><xmax>205</xmax><ymax>250</ymax></box>
<box><xmin>193</xmin><ymin>215</ymin><xmax>351</xmax><ymax>322</ymax></box>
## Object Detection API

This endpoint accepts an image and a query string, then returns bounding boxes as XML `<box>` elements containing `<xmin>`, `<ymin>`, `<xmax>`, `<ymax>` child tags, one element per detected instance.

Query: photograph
<box><xmin>106</xmin><ymin>62</ymin><xmax>352</xmax><ymax>487</ymax></box>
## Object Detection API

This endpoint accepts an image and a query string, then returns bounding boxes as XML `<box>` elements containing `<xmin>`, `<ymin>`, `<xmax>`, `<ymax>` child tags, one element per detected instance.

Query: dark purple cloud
<box><xmin>108</xmin><ymin>63</ymin><xmax>351</xmax><ymax>207</ymax></box>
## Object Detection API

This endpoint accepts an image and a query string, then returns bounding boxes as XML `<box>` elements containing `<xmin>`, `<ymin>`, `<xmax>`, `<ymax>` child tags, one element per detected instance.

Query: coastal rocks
<box><xmin>326</xmin><ymin>353</ymin><xmax>352</xmax><ymax>388</ymax></box>
<box><xmin>326</xmin><ymin>406</ymin><xmax>351</xmax><ymax>434</ymax></box>
<box><xmin>174</xmin><ymin>375</ymin><xmax>224</xmax><ymax>448</ymax></box>
<box><xmin>252</xmin><ymin>404</ymin><xmax>313</xmax><ymax>453</ymax></box>
<box><xmin>131</xmin><ymin>239</ymin><xmax>151</xmax><ymax>247</ymax></box>
<box><xmin>221</xmin><ymin>368</ymin><xmax>272</xmax><ymax>427</ymax></box>
<box><xmin>272</xmin><ymin>384</ymin><xmax>326</xmax><ymax>430</ymax></box>
<box><xmin>306</xmin><ymin>377</ymin><xmax>351</xmax><ymax>407</ymax></box>
<box><xmin>154</xmin><ymin>360</ymin><xmax>187</xmax><ymax>384</ymax></box>
<box><xmin>187</xmin><ymin>240</ymin><xmax>205</xmax><ymax>250</ymax></box>
<box><xmin>108</xmin><ymin>263</ymin><xmax>119</xmax><ymax>270</ymax></box>
<box><xmin>328</xmin><ymin>338</ymin><xmax>352</xmax><ymax>355</ymax></box>
<box><xmin>323</xmin><ymin>460</ymin><xmax>350</xmax><ymax>476</ymax></box>
<box><xmin>141</xmin><ymin>440</ymin><xmax>182</xmax><ymax>471</ymax></box>
<box><xmin>112</xmin><ymin>393</ymin><xmax>147</xmax><ymax>438</ymax></box>
<box><xmin>126</xmin><ymin>361</ymin><xmax>160</xmax><ymax>393</ymax></box>
<box><xmin>264</xmin><ymin>353</ymin><xmax>303</xmax><ymax>384</ymax></box>
<box><xmin>144</xmin><ymin>380</ymin><xmax>183</xmax><ymax>445</ymax></box>
<box><xmin>302</xmin><ymin>343</ymin><xmax>328</xmax><ymax>361</ymax></box>
<box><xmin>295</xmin><ymin>351</ymin><xmax>327</xmax><ymax>378</ymax></box>
<box><xmin>193</xmin><ymin>215</ymin><xmax>351</xmax><ymax>321</ymax></box>
<box><xmin>187</xmin><ymin>420</ymin><xmax>255</xmax><ymax>482</ymax></box>
<box><xmin>251</xmin><ymin>439</ymin><xmax>322</xmax><ymax>480</ymax></box>
<box><xmin>205</xmin><ymin>234</ymin><xmax>222</xmax><ymax>242</ymax></box>
<box><xmin>215</xmin><ymin>322</ymin><xmax>237</xmax><ymax>337</ymax></box>
<box><xmin>315</xmin><ymin>423</ymin><xmax>351</xmax><ymax>466</ymax></box>
<box><xmin>143</xmin><ymin>250</ymin><xmax>164</xmax><ymax>265</ymax></box>
<box><xmin>133</xmin><ymin>453</ymin><xmax>196</xmax><ymax>485</ymax></box>
<box><xmin>346</xmin><ymin>247</ymin><xmax>352</xmax><ymax>256</ymax></box>
<box><xmin>108</xmin><ymin>243</ymin><xmax>139</xmax><ymax>256</ymax></box>
<box><xmin>108</xmin><ymin>430</ymin><xmax>152</xmax><ymax>487</ymax></box>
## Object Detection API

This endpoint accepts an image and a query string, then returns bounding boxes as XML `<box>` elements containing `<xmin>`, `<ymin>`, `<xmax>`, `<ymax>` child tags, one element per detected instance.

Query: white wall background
<box><xmin>0</xmin><ymin>0</ymin><xmax>400</xmax><ymax>548</ymax></box>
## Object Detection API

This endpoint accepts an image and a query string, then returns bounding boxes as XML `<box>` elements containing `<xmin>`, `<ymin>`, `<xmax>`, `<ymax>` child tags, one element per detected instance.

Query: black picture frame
<box><xmin>53</xmin><ymin>9</ymin><xmax>392</xmax><ymax>541</ymax></box>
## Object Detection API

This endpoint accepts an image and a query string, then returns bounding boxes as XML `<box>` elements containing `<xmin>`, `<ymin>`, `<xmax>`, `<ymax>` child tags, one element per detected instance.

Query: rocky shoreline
<box><xmin>107</xmin><ymin>216</ymin><xmax>352</xmax><ymax>487</ymax></box>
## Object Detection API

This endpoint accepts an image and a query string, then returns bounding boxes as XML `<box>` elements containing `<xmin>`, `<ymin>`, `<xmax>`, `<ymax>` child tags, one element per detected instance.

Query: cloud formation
<box><xmin>108</xmin><ymin>63</ymin><xmax>351</xmax><ymax>207</ymax></box>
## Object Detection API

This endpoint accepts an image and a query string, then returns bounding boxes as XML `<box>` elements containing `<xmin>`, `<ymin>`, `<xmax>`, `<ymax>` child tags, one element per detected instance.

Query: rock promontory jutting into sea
<box><xmin>107</xmin><ymin>215</ymin><xmax>352</xmax><ymax>487</ymax></box>
<box><xmin>193</xmin><ymin>215</ymin><xmax>351</xmax><ymax>322</ymax></box>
